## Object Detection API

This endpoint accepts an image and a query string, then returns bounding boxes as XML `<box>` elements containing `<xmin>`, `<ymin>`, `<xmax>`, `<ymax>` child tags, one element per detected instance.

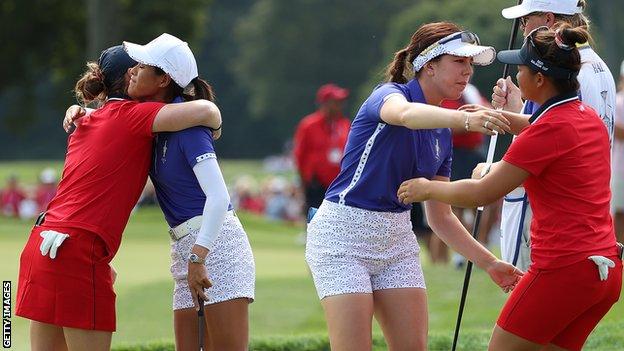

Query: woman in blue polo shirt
<box><xmin>123</xmin><ymin>35</ymin><xmax>255</xmax><ymax>351</ymax></box>
<box><xmin>305</xmin><ymin>22</ymin><xmax>523</xmax><ymax>350</ymax></box>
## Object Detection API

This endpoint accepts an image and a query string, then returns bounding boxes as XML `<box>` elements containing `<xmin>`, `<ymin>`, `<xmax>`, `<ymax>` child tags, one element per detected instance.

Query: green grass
<box><xmin>3</xmin><ymin>208</ymin><xmax>623</xmax><ymax>350</ymax></box>
<box><xmin>1</xmin><ymin>160</ymin><xmax>623</xmax><ymax>350</ymax></box>
<box><xmin>0</xmin><ymin>159</ymin><xmax>292</xmax><ymax>189</ymax></box>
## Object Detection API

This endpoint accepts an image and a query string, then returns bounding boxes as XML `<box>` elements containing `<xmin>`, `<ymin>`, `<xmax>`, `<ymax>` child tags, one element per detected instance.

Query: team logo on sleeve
<box><xmin>435</xmin><ymin>139</ymin><xmax>441</xmax><ymax>162</ymax></box>
<box><xmin>161</xmin><ymin>140</ymin><xmax>168</xmax><ymax>164</ymax></box>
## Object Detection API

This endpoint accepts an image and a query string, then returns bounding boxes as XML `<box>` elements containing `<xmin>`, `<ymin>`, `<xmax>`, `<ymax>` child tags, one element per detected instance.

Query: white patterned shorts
<box><xmin>305</xmin><ymin>200</ymin><xmax>425</xmax><ymax>300</ymax></box>
<box><xmin>170</xmin><ymin>211</ymin><xmax>255</xmax><ymax>310</ymax></box>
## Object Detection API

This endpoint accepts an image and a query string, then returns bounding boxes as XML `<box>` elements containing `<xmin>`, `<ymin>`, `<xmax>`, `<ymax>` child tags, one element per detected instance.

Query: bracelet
<box><xmin>209</xmin><ymin>123</ymin><xmax>222</xmax><ymax>131</ymax></box>
<box><xmin>463</xmin><ymin>113</ymin><xmax>470</xmax><ymax>131</ymax></box>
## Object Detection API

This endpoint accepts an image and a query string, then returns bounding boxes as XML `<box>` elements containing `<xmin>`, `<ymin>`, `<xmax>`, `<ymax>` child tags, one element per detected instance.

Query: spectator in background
<box><xmin>614</xmin><ymin>60</ymin><xmax>624</xmax><ymax>242</ymax></box>
<box><xmin>232</xmin><ymin>176</ymin><xmax>265</xmax><ymax>214</ymax></box>
<box><xmin>35</xmin><ymin>168</ymin><xmax>58</xmax><ymax>212</ymax></box>
<box><xmin>1</xmin><ymin>175</ymin><xmax>26</xmax><ymax>218</ymax></box>
<box><xmin>293</xmin><ymin>83</ymin><xmax>351</xmax><ymax>211</ymax></box>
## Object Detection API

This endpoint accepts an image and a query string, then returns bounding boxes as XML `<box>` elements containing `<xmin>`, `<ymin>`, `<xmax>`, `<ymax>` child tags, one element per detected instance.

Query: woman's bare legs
<box><xmin>321</xmin><ymin>293</ymin><xmax>374</xmax><ymax>351</ymax></box>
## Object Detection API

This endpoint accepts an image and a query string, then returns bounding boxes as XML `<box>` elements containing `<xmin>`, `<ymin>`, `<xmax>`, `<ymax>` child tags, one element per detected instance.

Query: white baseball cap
<box><xmin>412</xmin><ymin>31</ymin><xmax>495</xmax><ymax>72</ymax></box>
<box><xmin>502</xmin><ymin>0</ymin><xmax>582</xmax><ymax>19</ymax></box>
<box><xmin>123</xmin><ymin>33</ymin><xmax>198</xmax><ymax>88</ymax></box>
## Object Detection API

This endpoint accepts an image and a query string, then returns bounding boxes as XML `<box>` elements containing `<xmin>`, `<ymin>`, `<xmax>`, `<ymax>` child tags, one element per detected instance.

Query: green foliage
<box><xmin>1</xmin><ymin>0</ymin><xmax>624</xmax><ymax>159</ymax></box>
<box><xmin>360</xmin><ymin>0</ymin><xmax>517</xmax><ymax>103</ymax></box>
<box><xmin>0</xmin><ymin>0</ymin><xmax>212</xmax><ymax>159</ymax></box>
<box><xmin>233</xmin><ymin>0</ymin><xmax>413</xmax><ymax>154</ymax></box>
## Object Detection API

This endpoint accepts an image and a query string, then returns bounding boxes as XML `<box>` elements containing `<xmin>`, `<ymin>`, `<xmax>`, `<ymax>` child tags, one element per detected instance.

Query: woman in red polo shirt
<box><xmin>16</xmin><ymin>43</ymin><xmax>221</xmax><ymax>350</ymax></box>
<box><xmin>398</xmin><ymin>25</ymin><xmax>622</xmax><ymax>351</ymax></box>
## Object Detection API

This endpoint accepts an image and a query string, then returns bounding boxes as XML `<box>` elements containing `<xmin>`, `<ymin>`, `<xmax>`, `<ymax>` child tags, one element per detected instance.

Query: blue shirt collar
<box><xmin>406</xmin><ymin>79</ymin><xmax>426</xmax><ymax>103</ymax></box>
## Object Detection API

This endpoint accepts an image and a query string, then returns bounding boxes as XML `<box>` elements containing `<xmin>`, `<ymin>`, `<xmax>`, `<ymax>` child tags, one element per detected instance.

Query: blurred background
<box><xmin>1</xmin><ymin>0</ymin><xmax>623</xmax><ymax>160</ymax></box>
<box><xmin>1</xmin><ymin>1</ymin><xmax>623</xmax><ymax>350</ymax></box>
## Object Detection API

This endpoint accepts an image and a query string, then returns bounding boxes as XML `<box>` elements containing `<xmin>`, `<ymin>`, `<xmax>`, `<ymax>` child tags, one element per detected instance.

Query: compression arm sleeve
<box><xmin>192</xmin><ymin>158</ymin><xmax>231</xmax><ymax>251</ymax></box>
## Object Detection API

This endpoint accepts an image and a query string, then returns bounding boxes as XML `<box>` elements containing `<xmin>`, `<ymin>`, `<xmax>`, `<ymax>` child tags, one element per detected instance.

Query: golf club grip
<box><xmin>198</xmin><ymin>295</ymin><xmax>205</xmax><ymax>351</ymax></box>
<box><xmin>451</xmin><ymin>3</ymin><xmax>522</xmax><ymax>349</ymax></box>
<box><xmin>494</xmin><ymin>9</ymin><xmax>523</xmax><ymax>163</ymax></box>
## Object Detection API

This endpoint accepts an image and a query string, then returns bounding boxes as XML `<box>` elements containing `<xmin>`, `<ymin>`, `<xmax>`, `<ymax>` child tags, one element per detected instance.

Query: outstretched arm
<box><xmin>459</xmin><ymin>104</ymin><xmax>530</xmax><ymax>135</ymax></box>
<box><xmin>423</xmin><ymin>178</ymin><xmax>523</xmax><ymax>290</ymax></box>
<box><xmin>399</xmin><ymin>161</ymin><xmax>529</xmax><ymax>208</ymax></box>
<box><xmin>380</xmin><ymin>95</ymin><xmax>511</xmax><ymax>135</ymax></box>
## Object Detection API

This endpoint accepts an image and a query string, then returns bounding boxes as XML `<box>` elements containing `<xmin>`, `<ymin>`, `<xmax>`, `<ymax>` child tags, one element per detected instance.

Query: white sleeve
<box><xmin>192</xmin><ymin>158</ymin><xmax>231</xmax><ymax>251</ymax></box>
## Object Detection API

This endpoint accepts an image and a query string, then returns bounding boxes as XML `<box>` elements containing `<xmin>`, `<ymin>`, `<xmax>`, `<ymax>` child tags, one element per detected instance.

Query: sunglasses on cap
<box><xmin>438</xmin><ymin>31</ymin><xmax>481</xmax><ymax>46</ymax></box>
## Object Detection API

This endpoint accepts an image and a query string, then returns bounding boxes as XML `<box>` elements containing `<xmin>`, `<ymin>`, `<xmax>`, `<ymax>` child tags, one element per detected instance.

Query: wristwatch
<box><xmin>188</xmin><ymin>253</ymin><xmax>205</xmax><ymax>264</ymax></box>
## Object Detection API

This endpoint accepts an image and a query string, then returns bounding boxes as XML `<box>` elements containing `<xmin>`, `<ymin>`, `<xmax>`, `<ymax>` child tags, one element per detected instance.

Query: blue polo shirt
<box><xmin>523</xmin><ymin>100</ymin><xmax>539</xmax><ymax>115</ymax></box>
<box><xmin>150</xmin><ymin>125</ymin><xmax>232</xmax><ymax>228</ymax></box>
<box><xmin>325</xmin><ymin>79</ymin><xmax>453</xmax><ymax>212</ymax></box>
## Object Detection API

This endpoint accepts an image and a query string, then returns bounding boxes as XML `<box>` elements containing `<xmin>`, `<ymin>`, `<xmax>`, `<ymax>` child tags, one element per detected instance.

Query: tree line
<box><xmin>1</xmin><ymin>0</ymin><xmax>622</xmax><ymax>159</ymax></box>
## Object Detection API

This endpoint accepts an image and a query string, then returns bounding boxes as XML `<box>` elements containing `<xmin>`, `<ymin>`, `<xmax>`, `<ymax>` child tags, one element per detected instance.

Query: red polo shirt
<box><xmin>44</xmin><ymin>99</ymin><xmax>164</xmax><ymax>256</ymax></box>
<box><xmin>503</xmin><ymin>96</ymin><xmax>617</xmax><ymax>269</ymax></box>
<box><xmin>293</xmin><ymin>110</ymin><xmax>350</xmax><ymax>188</ymax></box>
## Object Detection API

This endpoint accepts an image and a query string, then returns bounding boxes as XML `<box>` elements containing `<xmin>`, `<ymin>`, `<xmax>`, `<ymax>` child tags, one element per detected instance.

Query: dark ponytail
<box><xmin>386</xmin><ymin>49</ymin><xmax>410</xmax><ymax>84</ymax></box>
<box><xmin>153</xmin><ymin>66</ymin><xmax>216</xmax><ymax>103</ymax></box>
<box><xmin>185</xmin><ymin>78</ymin><xmax>215</xmax><ymax>102</ymax></box>
<box><xmin>384</xmin><ymin>22</ymin><xmax>462</xmax><ymax>83</ymax></box>
<box><xmin>557</xmin><ymin>24</ymin><xmax>590</xmax><ymax>49</ymax></box>
<box><xmin>531</xmin><ymin>24</ymin><xmax>590</xmax><ymax>93</ymax></box>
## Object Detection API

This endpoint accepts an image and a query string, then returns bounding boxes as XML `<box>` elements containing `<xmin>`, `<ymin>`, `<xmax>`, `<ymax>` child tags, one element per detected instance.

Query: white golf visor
<box><xmin>412</xmin><ymin>31</ymin><xmax>496</xmax><ymax>72</ymax></box>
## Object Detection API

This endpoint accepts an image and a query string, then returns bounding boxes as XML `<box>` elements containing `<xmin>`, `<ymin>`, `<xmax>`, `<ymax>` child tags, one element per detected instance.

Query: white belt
<box><xmin>168</xmin><ymin>216</ymin><xmax>203</xmax><ymax>241</ymax></box>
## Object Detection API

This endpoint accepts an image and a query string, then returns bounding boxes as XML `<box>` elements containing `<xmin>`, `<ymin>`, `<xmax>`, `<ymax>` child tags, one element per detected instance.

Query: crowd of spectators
<box><xmin>1</xmin><ymin>168</ymin><xmax>58</xmax><ymax>220</ymax></box>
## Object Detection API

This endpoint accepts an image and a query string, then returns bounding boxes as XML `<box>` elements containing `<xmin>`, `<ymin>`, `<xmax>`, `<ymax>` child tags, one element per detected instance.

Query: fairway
<box><xmin>0</xmin><ymin>161</ymin><xmax>622</xmax><ymax>350</ymax></box>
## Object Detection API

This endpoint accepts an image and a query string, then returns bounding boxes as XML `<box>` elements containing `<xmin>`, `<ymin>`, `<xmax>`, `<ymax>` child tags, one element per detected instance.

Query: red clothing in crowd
<box><xmin>293</xmin><ymin>111</ymin><xmax>350</xmax><ymax>188</ymax></box>
<box><xmin>504</xmin><ymin>99</ymin><xmax>617</xmax><ymax>269</ymax></box>
<box><xmin>1</xmin><ymin>186</ymin><xmax>25</xmax><ymax>217</ymax></box>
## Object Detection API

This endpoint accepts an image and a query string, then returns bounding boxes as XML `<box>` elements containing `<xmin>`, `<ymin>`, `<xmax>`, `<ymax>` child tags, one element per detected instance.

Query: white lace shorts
<box><xmin>305</xmin><ymin>200</ymin><xmax>425</xmax><ymax>300</ymax></box>
<box><xmin>170</xmin><ymin>211</ymin><xmax>255</xmax><ymax>310</ymax></box>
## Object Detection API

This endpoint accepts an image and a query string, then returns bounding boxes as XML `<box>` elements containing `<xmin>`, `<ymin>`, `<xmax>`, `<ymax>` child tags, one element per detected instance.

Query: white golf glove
<box><xmin>40</xmin><ymin>230</ymin><xmax>69</xmax><ymax>259</ymax></box>
<box><xmin>588</xmin><ymin>255</ymin><xmax>615</xmax><ymax>281</ymax></box>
